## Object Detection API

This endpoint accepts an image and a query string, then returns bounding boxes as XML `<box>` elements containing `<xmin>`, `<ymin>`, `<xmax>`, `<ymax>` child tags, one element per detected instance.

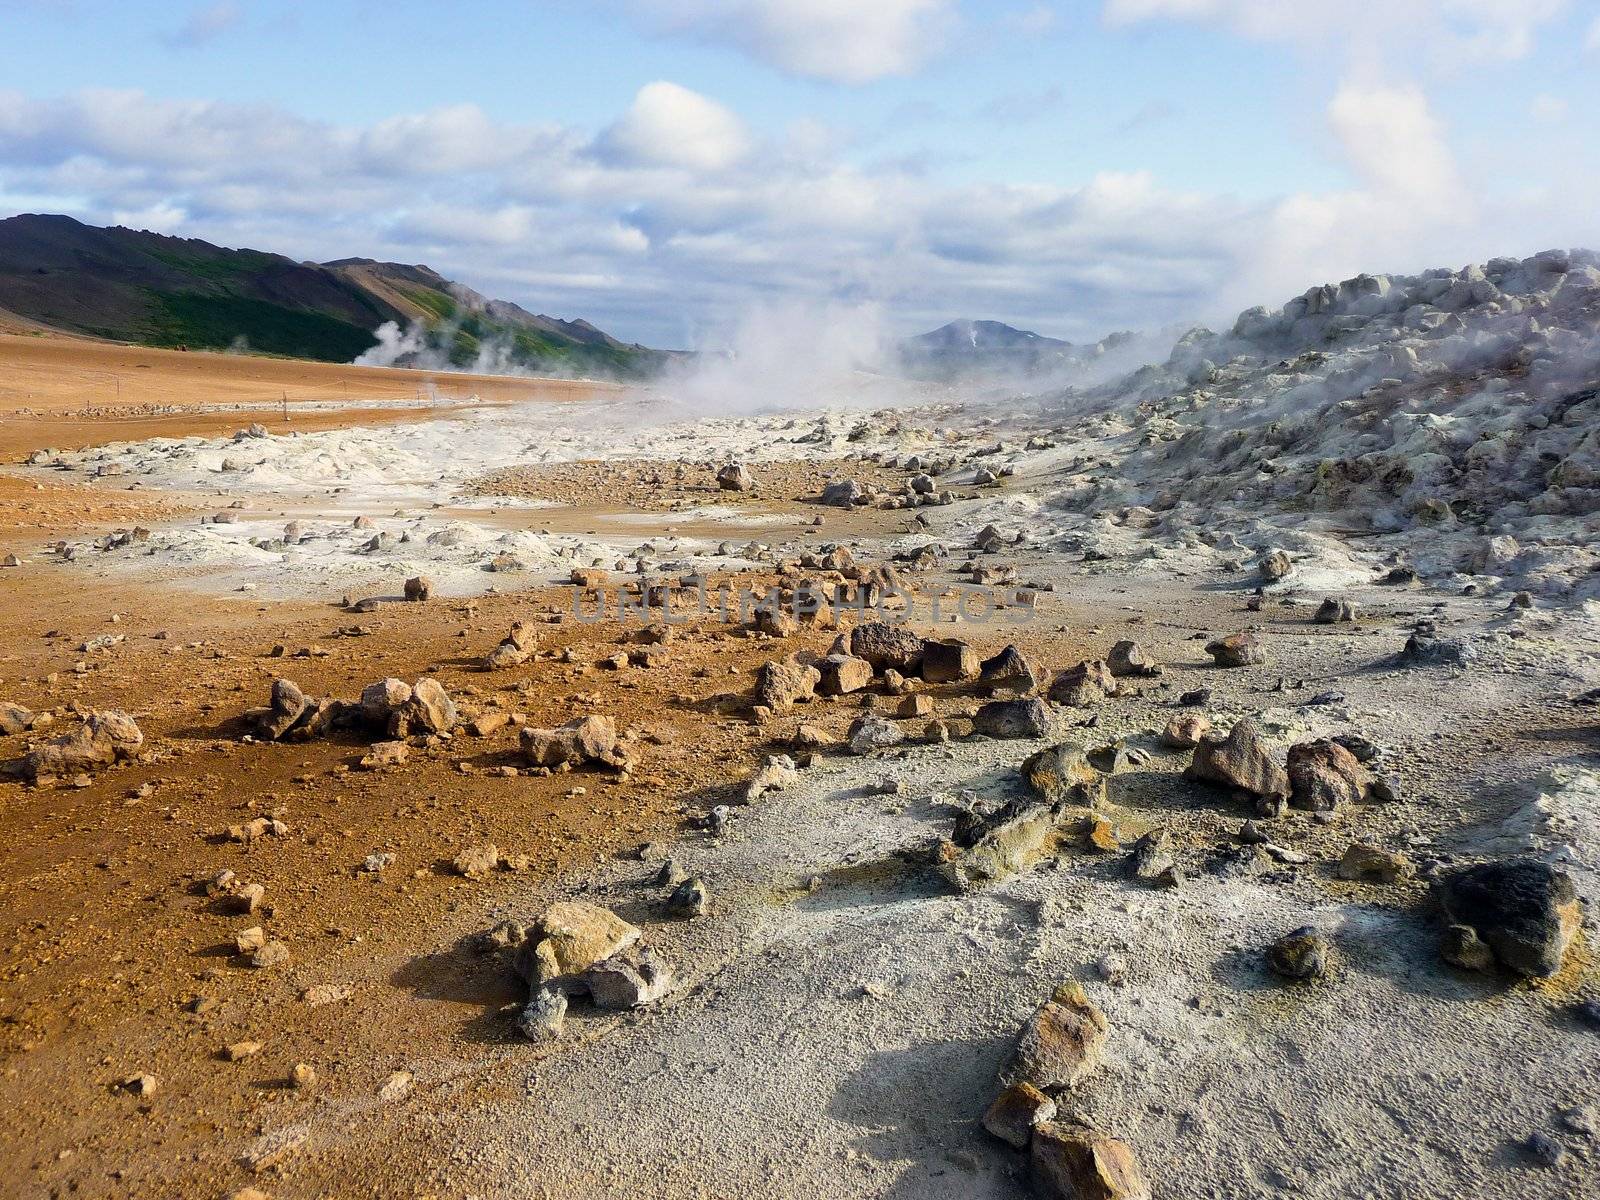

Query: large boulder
<box><xmin>1022</xmin><ymin>742</ymin><xmax>1104</xmax><ymax>806</ymax></box>
<box><xmin>1205</xmin><ymin>631</ymin><xmax>1267</xmax><ymax>667</ymax></box>
<box><xmin>1437</xmin><ymin>858</ymin><xmax>1582</xmax><ymax>978</ymax></box>
<box><xmin>979</xmin><ymin>645</ymin><xmax>1043</xmax><ymax>696</ymax></box>
<box><xmin>755</xmin><ymin>659</ymin><xmax>821</xmax><ymax>709</ymax></box>
<box><xmin>1032</xmin><ymin>1124</ymin><xmax>1151</xmax><ymax>1200</ymax></box>
<box><xmin>1001</xmin><ymin>982</ymin><xmax>1109</xmax><ymax>1092</ymax></box>
<box><xmin>817</xmin><ymin>654</ymin><xmax>873</xmax><ymax>696</ymax></box>
<box><xmin>520</xmin><ymin>715</ymin><xmax>618</xmax><ymax>768</ymax></box>
<box><xmin>974</xmin><ymin>698</ymin><xmax>1053</xmax><ymax>739</ymax></box>
<box><xmin>1287</xmin><ymin>739</ymin><xmax>1372</xmax><ymax>811</ymax></box>
<box><xmin>921</xmin><ymin>638</ymin><xmax>980</xmax><ymax>683</ymax></box>
<box><xmin>1049</xmin><ymin>660</ymin><xmax>1115</xmax><ymax>707</ymax></box>
<box><xmin>23</xmin><ymin>709</ymin><xmax>143</xmax><ymax>781</ymax></box>
<box><xmin>516</xmin><ymin>902</ymin><xmax>641</xmax><ymax>988</ymax></box>
<box><xmin>1184</xmin><ymin>720</ymin><xmax>1288</xmax><ymax>802</ymax></box>
<box><xmin>849</xmin><ymin>622</ymin><xmax>924</xmax><ymax>674</ymax></box>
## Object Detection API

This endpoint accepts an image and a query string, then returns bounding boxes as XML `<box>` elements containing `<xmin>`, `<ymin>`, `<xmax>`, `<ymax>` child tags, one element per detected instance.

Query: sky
<box><xmin>1</xmin><ymin>0</ymin><xmax>1598</xmax><ymax>349</ymax></box>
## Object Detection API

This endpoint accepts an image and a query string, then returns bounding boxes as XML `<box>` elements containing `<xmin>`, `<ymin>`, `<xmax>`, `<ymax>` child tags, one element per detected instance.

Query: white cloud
<box><xmin>110</xmin><ymin>201</ymin><xmax>188</xmax><ymax>232</ymax></box>
<box><xmin>1326</xmin><ymin>80</ymin><xmax>1462</xmax><ymax>208</ymax></box>
<box><xmin>599</xmin><ymin>81</ymin><xmax>751</xmax><ymax>172</ymax></box>
<box><xmin>1103</xmin><ymin>0</ymin><xmax>1567</xmax><ymax>69</ymax></box>
<box><xmin>623</xmin><ymin>0</ymin><xmax>956</xmax><ymax>83</ymax></box>
<box><xmin>0</xmin><ymin>76</ymin><xmax>1593</xmax><ymax>349</ymax></box>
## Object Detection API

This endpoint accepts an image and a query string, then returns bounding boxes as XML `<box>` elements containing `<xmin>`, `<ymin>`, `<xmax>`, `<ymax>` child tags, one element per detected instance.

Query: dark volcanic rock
<box><xmin>973</xmin><ymin>698</ymin><xmax>1053</xmax><ymax>739</ymax></box>
<box><xmin>1437</xmin><ymin>858</ymin><xmax>1581</xmax><ymax>977</ymax></box>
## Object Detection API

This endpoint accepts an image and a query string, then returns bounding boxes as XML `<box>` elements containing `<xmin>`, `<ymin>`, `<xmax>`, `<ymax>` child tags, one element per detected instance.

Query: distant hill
<box><xmin>0</xmin><ymin>214</ymin><xmax>668</xmax><ymax>379</ymax></box>
<box><xmin>898</xmin><ymin>319</ymin><xmax>1078</xmax><ymax>379</ymax></box>
<box><xmin>897</xmin><ymin>318</ymin><xmax>1142</xmax><ymax>381</ymax></box>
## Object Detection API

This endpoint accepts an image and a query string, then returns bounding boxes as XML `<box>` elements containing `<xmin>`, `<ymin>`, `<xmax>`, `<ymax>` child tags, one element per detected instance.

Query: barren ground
<box><xmin>0</xmin><ymin>338</ymin><xmax>1597</xmax><ymax>1200</ymax></box>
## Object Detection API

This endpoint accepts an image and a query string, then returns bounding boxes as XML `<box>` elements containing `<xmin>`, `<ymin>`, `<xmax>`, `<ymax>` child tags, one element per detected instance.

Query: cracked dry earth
<box><xmin>1</xmin><ymin>383</ymin><xmax>1599</xmax><ymax>1198</ymax></box>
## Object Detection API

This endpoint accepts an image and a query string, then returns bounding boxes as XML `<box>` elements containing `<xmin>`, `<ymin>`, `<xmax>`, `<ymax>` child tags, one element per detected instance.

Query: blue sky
<box><xmin>2</xmin><ymin>1</ymin><xmax>1598</xmax><ymax>347</ymax></box>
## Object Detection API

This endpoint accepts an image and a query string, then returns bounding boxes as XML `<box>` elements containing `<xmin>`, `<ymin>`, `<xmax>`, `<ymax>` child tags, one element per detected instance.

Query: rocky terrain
<box><xmin>0</xmin><ymin>250</ymin><xmax>1596</xmax><ymax>1199</ymax></box>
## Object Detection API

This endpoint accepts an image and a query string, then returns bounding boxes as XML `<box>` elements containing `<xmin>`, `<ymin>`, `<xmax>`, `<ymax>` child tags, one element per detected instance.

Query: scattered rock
<box><xmin>848</xmin><ymin>714</ymin><xmax>905</xmax><ymax>754</ymax></box>
<box><xmin>1184</xmin><ymin>720</ymin><xmax>1288</xmax><ymax>803</ymax></box>
<box><xmin>1257</xmin><ymin>548</ymin><xmax>1293</xmax><ymax>583</ymax></box>
<box><xmin>743</xmin><ymin>753</ymin><xmax>798</xmax><ymax>803</ymax></box>
<box><xmin>849</xmin><ymin>622</ymin><xmax>924</xmax><ymax>674</ymax></box>
<box><xmin>0</xmin><ymin>701</ymin><xmax>34</xmax><ymax>736</ymax></box>
<box><xmin>1266</xmin><ymin>926</ymin><xmax>1328</xmax><ymax>980</ymax></box>
<box><xmin>1106</xmin><ymin>640</ymin><xmax>1160</xmax><ymax>678</ymax></box>
<box><xmin>936</xmin><ymin>798</ymin><xmax>1073</xmax><ymax>891</ymax></box>
<box><xmin>1126</xmin><ymin>828</ymin><xmax>1179</xmax><ymax>887</ymax></box>
<box><xmin>515</xmin><ymin>988</ymin><xmax>568</xmax><ymax>1041</ymax></box>
<box><xmin>378</xmin><ymin>1070</ymin><xmax>414</xmax><ymax>1102</ymax></box>
<box><xmin>240</xmin><ymin>1125</ymin><xmax>309</xmax><ymax>1174</ymax></box>
<box><xmin>451</xmin><ymin>842</ymin><xmax>500</xmax><ymax>880</ymax></box>
<box><xmin>1399</xmin><ymin>632</ymin><xmax>1476</xmax><ymax>667</ymax></box>
<box><xmin>24</xmin><ymin>709</ymin><xmax>143</xmax><ymax>781</ymax></box>
<box><xmin>973</xmin><ymin>698</ymin><xmax>1053</xmax><ymax>739</ymax></box>
<box><xmin>1437</xmin><ymin>858</ymin><xmax>1581</xmax><ymax>977</ymax></box>
<box><xmin>358</xmin><ymin>741</ymin><xmax>409</xmax><ymax>771</ymax></box>
<box><xmin>1286</xmin><ymin>739</ymin><xmax>1372</xmax><ymax>811</ymax></box>
<box><xmin>579</xmin><ymin>944</ymin><xmax>675</xmax><ymax>1008</ymax></box>
<box><xmin>249</xmin><ymin>940</ymin><xmax>290</xmax><ymax>969</ymax></box>
<box><xmin>1021</xmin><ymin>742</ymin><xmax>1104</xmax><ymax>806</ymax></box>
<box><xmin>817</xmin><ymin>654</ymin><xmax>874</xmax><ymax>696</ymax></box>
<box><xmin>755</xmin><ymin>658</ymin><xmax>822</xmax><ymax>710</ymax></box>
<box><xmin>979</xmin><ymin>645</ymin><xmax>1043</xmax><ymax>697</ymax></box>
<box><xmin>667</xmin><ymin>876</ymin><xmax>710</xmax><ymax>918</ymax></box>
<box><xmin>1315</xmin><ymin>597</ymin><xmax>1358</xmax><ymax>624</ymax></box>
<box><xmin>359</xmin><ymin>678</ymin><xmax>411</xmax><ymax>725</ymax></box>
<box><xmin>1439</xmin><ymin>924</ymin><xmax>1495</xmax><ymax>972</ymax></box>
<box><xmin>403</xmin><ymin>575</ymin><xmax>432</xmax><ymax>602</ymax></box>
<box><xmin>1337</xmin><ymin>843</ymin><xmax>1412</xmax><ymax>883</ymax></box>
<box><xmin>520</xmin><ymin>715</ymin><xmax>619</xmax><ymax>768</ymax></box>
<box><xmin>921</xmin><ymin>638</ymin><xmax>980</xmax><ymax>683</ymax></box>
<box><xmin>517</xmin><ymin>901</ymin><xmax>641</xmax><ymax>988</ymax></box>
<box><xmin>1205</xmin><ymin>630</ymin><xmax>1267</xmax><ymax>667</ymax></box>
<box><xmin>1032</xmin><ymin>1123</ymin><xmax>1151</xmax><ymax>1200</ymax></box>
<box><xmin>1049</xmin><ymin>660</ymin><xmax>1115</xmax><ymax>707</ymax></box>
<box><xmin>1160</xmin><ymin>714</ymin><xmax>1210</xmax><ymax>750</ymax></box>
<box><xmin>716</xmin><ymin>463</ymin><xmax>754</xmax><ymax>491</ymax></box>
<box><xmin>982</xmin><ymin>1082</ymin><xmax>1057</xmax><ymax>1149</ymax></box>
<box><xmin>1000</xmin><ymin>981</ymin><xmax>1109</xmax><ymax>1091</ymax></box>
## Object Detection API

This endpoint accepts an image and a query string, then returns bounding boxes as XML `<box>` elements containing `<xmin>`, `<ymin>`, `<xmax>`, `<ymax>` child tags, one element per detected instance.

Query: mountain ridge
<box><xmin>0</xmin><ymin>214</ymin><xmax>668</xmax><ymax>379</ymax></box>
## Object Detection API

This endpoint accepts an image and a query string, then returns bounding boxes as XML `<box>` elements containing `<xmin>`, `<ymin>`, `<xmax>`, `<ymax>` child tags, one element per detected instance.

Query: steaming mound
<box><xmin>1043</xmin><ymin>250</ymin><xmax>1600</xmax><ymax>556</ymax></box>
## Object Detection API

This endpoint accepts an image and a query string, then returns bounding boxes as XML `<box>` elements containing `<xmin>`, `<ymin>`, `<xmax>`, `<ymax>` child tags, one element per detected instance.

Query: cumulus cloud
<box><xmin>0</xmin><ymin>69</ymin><xmax>1592</xmax><ymax>352</ymax></box>
<box><xmin>622</xmin><ymin>0</ymin><xmax>956</xmax><ymax>83</ymax></box>
<box><xmin>1326</xmin><ymin>80</ymin><xmax>1462</xmax><ymax>209</ymax></box>
<box><xmin>599</xmin><ymin>82</ymin><xmax>751</xmax><ymax>171</ymax></box>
